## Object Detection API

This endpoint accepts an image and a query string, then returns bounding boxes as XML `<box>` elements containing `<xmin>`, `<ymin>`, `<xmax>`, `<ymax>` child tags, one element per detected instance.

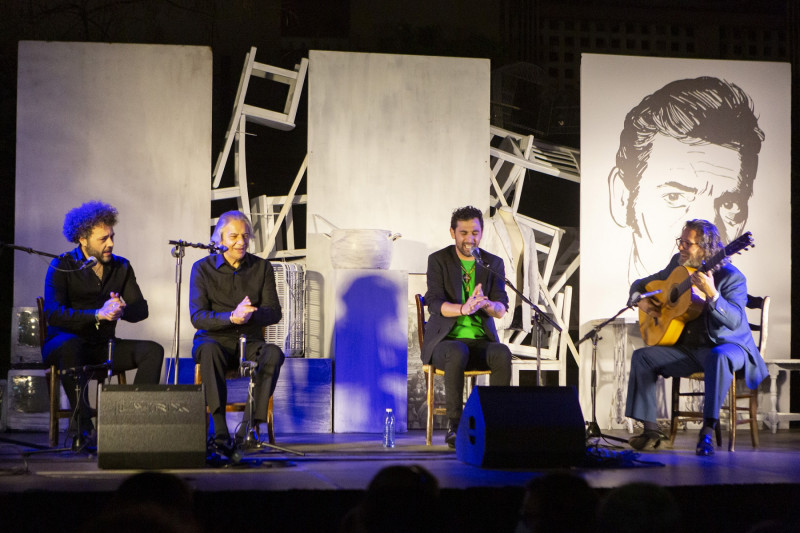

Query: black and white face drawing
<box><xmin>579</xmin><ymin>54</ymin><xmax>790</xmax><ymax>432</ymax></box>
<box><xmin>606</xmin><ymin>77</ymin><xmax>764</xmax><ymax>282</ymax></box>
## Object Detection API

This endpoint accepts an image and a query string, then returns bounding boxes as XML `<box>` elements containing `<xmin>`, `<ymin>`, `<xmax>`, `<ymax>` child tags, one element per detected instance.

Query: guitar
<box><xmin>638</xmin><ymin>232</ymin><xmax>755</xmax><ymax>346</ymax></box>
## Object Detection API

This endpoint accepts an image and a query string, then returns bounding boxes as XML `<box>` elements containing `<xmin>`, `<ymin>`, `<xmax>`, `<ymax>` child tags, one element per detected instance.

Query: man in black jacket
<box><xmin>43</xmin><ymin>201</ymin><xmax>164</xmax><ymax>439</ymax></box>
<box><xmin>421</xmin><ymin>206</ymin><xmax>512</xmax><ymax>448</ymax></box>
<box><xmin>190</xmin><ymin>210</ymin><xmax>285</xmax><ymax>449</ymax></box>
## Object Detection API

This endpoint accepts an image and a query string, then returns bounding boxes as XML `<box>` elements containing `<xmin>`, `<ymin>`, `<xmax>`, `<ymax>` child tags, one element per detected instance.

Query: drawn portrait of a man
<box><xmin>579</xmin><ymin>54</ymin><xmax>790</xmax><ymax>430</ymax></box>
<box><xmin>607</xmin><ymin>76</ymin><xmax>765</xmax><ymax>283</ymax></box>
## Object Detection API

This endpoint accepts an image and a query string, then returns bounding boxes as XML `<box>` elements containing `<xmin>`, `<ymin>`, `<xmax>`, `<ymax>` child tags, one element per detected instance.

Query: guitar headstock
<box><xmin>702</xmin><ymin>231</ymin><xmax>754</xmax><ymax>273</ymax></box>
<box><xmin>726</xmin><ymin>231</ymin><xmax>755</xmax><ymax>256</ymax></box>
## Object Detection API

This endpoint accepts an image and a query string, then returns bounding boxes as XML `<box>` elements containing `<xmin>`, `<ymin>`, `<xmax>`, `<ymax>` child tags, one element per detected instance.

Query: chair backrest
<box><xmin>746</xmin><ymin>294</ymin><xmax>769</xmax><ymax>357</ymax></box>
<box><xmin>414</xmin><ymin>294</ymin><xmax>426</xmax><ymax>349</ymax></box>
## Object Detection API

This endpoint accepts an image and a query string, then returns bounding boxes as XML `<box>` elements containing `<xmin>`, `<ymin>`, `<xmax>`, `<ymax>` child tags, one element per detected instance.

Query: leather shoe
<box><xmin>209</xmin><ymin>435</ymin><xmax>242</xmax><ymax>463</ymax></box>
<box><xmin>696</xmin><ymin>433</ymin><xmax>715</xmax><ymax>456</ymax></box>
<box><xmin>445</xmin><ymin>420</ymin><xmax>458</xmax><ymax>449</ymax></box>
<box><xmin>628</xmin><ymin>429</ymin><xmax>667</xmax><ymax>451</ymax></box>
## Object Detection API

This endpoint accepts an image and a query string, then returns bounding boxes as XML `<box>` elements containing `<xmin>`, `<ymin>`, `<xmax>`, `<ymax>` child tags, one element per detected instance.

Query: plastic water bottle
<box><xmin>383</xmin><ymin>408</ymin><xmax>395</xmax><ymax>448</ymax></box>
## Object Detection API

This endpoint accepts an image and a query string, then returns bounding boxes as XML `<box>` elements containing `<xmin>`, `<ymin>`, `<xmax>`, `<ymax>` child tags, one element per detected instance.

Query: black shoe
<box><xmin>209</xmin><ymin>434</ymin><xmax>242</xmax><ymax>463</ymax></box>
<box><xmin>628</xmin><ymin>429</ymin><xmax>667</xmax><ymax>451</ymax></box>
<box><xmin>696</xmin><ymin>433</ymin><xmax>715</xmax><ymax>456</ymax></box>
<box><xmin>235</xmin><ymin>420</ymin><xmax>266</xmax><ymax>449</ymax></box>
<box><xmin>234</xmin><ymin>430</ymin><xmax>259</xmax><ymax>450</ymax></box>
<box><xmin>445</xmin><ymin>420</ymin><xmax>458</xmax><ymax>449</ymax></box>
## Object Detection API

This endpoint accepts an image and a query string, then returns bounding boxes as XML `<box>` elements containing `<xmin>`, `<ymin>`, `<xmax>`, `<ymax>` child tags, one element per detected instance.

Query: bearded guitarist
<box><xmin>625</xmin><ymin>219</ymin><xmax>767</xmax><ymax>456</ymax></box>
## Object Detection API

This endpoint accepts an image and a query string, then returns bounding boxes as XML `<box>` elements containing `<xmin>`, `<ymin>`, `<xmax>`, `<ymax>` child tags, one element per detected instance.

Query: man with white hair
<box><xmin>190</xmin><ymin>210</ymin><xmax>285</xmax><ymax>451</ymax></box>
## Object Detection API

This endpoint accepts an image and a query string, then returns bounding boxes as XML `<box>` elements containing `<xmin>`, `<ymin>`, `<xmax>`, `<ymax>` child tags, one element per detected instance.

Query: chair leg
<box><xmin>48</xmin><ymin>366</ymin><xmax>59</xmax><ymax>448</ymax></box>
<box><xmin>728</xmin><ymin>379</ymin><xmax>736</xmax><ymax>452</ymax></box>
<box><xmin>267</xmin><ymin>396</ymin><xmax>275</xmax><ymax>445</ymax></box>
<box><xmin>749</xmin><ymin>393</ymin><xmax>759</xmax><ymax>448</ymax></box>
<box><xmin>668</xmin><ymin>418</ymin><xmax>679</xmax><ymax>446</ymax></box>
<box><xmin>425</xmin><ymin>368</ymin><xmax>434</xmax><ymax>446</ymax></box>
<box><xmin>669</xmin><ymin>379</ymin><xmax>680</xmax><ymax>446</ymax></box>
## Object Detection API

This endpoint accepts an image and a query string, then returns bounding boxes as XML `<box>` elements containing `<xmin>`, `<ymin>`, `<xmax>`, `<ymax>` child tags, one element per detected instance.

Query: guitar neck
<box><xmin>675</xmin><ymin>276</ymin><xmax>693</xmax><ymax>299</ymax></box>
<box><xmin>701</xmin><ymin>250</ymin><xmax>726</xmax><ymax>273</ymax></box>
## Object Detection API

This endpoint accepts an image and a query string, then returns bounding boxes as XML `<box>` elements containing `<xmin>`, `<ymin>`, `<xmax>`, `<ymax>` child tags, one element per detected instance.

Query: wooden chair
<box><xmin>669</xmin><ymin>294</ymin><xmax>769</xmax><ymax>451</ymax></box>
<box><xmin>415</xmin><ymin>294</ymin><xmax>492</xmax><ymax>446</ymax></box>
<box><xmin>37</xmin><ymin>297</ymin><xmax>127</xmax><ymax>448</ymax></box>
<box><xmin>193</xmin><ymin>341</ymin><xmax>275</xmax><ymax>445</ymax></box>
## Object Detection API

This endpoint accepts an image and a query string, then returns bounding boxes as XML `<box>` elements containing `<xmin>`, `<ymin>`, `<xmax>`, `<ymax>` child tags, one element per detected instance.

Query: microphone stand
<box><xmin>235</xmin><ymin>335</ymin><xmax>304</xmax><ymax>456</ymax></box>
<box><xmin>0</xmin><ymin>243</ymin><xmax>88</xmax><ymax>452</ymax></box>
<box><xmin>578</xmin><ymin>302</ymin><xmax>638</xmax><ymax>444</ymax></box>
<box><xmin>169</xmin><ymin>242</ymin><xmax>186</xmax><ymax>385</ymax></box>
<box><xmin>473</xmin><ymin>251</ymin><xmax>560</xmax><ymax>386</ymax></box>
<box><xmin>167</xmin><ymin>240</ymin><xmax>226</xmax><ymax>384</ymax></box>
<box><xmin>0</xmin><ymin>242</ymin><xmax>59</xmax><ymax>260</ymax></box>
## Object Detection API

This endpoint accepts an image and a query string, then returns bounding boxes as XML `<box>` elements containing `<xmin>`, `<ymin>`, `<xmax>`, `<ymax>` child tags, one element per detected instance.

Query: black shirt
<box><xmin>189</xmin><ymin>252</ymin><xmax>282</xmax><ymax>341</ymax></box>
<box><xmin>43</xmin><ymin>246</ymin><xmax>149</xmax><ymax>349</ymax></box>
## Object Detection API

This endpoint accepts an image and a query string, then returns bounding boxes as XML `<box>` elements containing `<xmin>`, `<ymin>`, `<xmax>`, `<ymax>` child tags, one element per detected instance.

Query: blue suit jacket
<box><xmin>630</xmin><ymin>253</ymin><xmax>768</xmax><ymax>388</ymax></box>
<box><xmin>420</xmin><ymin>245</ymin><xmax>509</xmax><ymax>364</ymax></box>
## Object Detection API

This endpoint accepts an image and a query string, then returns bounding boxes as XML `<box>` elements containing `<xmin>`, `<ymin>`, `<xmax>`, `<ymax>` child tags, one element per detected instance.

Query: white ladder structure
<box><xmin>488</xmin><ymin>125</ymin><xmax>582</xmax><ymax>385</ymax></box>
<box><xmin>210</xmin><ymin>47</ymin><xmax>308</xmax><ymax>234</ymax></box>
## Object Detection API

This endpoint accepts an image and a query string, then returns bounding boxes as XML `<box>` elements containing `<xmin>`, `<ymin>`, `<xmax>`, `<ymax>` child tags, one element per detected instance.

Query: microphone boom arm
<box><xmin>473</xmin><ymin>250</ymin><xmax>560</xmax><ymax>386</ymax></box>
<box><xmin>473</xmin><ymin>251</ymin><xmax>561</xmax><ymax>332</ymax></box>
<box><xmin>168</xmin><ymin>240</ymin><xmax>227</xmax><ymax>254</ymax></box>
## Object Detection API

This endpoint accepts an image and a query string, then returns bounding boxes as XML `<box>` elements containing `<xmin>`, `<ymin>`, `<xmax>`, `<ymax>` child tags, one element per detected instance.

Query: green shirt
<box><xmin>447</xmin><ymin>257</ymin><xmax>486</xmax><ymax>340</ymax></box>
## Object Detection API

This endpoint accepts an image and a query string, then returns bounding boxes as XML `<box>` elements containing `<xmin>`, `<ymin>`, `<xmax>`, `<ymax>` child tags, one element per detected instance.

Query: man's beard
<box><xmin>679</xmin><ymin>255</ymin><xmax>703</xmax><ymax>269</ymax></box>
<box><xmin>85</xmin><ymin>246</ymin><xmax>111</xmax><ymax>264</ymax></box>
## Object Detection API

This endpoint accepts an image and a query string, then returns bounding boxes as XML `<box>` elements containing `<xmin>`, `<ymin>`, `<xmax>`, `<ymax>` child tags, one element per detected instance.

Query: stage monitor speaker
<box><xmin>456</xmin><ymin>386</ymin><xmax>586</xmax><ymax>468</ymax></box>
<box><xmin>97</xmin><ymin>384</ymin><xmax>206</xmax><ymax>469</ymax></box>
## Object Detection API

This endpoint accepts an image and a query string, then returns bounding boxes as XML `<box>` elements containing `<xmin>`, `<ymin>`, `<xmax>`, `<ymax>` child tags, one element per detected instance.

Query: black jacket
<box><xmin>420</xmin><ymin>245</ymin><xmax>508</xmax><ymax>364</ymax></box>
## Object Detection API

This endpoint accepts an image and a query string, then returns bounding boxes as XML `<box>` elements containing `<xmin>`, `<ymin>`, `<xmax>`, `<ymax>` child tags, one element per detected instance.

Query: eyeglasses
<box><xmin>675</xmin><ymin>238</ymin><xmax>699</xmax><ymax>249</ymax></box>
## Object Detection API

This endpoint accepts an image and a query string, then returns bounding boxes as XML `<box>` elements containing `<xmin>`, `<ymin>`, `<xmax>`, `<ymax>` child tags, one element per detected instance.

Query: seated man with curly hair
<box><xmin>43</xmin><ymin>201</ymin><xmax>164</xmax><ymax>442</ymax></box>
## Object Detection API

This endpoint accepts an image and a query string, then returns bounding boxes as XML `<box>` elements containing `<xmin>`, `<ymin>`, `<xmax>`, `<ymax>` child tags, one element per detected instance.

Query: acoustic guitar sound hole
<box><xmin>669</xmin><ymin>286</ymin><xmax>680</xmax><ymax>304</ymax></box>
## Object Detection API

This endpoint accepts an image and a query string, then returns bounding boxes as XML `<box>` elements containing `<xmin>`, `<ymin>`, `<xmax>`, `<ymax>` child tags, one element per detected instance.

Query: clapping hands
<box><xmin>230</xmin><ymin>296</ymin><xmax>257</xmax><ymax>325</ymax></box>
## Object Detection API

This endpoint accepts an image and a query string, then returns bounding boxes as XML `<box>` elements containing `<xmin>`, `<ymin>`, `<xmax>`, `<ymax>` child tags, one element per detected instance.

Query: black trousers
<box><xmin>192</xmin><ymin>335</ymin><xmax>284</xmax><ymax>434</ymax></box>
<box><xmin>44</xmin><ymin>333</ymin><xmax>164</xmax><ymax>425</ymax></box>
<box><xmin>431</xmin><ymin>338</ymin><xmax>512</xmax><ymax>421</ymax></box>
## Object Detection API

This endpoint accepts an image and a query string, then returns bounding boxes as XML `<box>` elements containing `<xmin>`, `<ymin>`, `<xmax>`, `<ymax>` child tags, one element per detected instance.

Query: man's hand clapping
<box><xmin>230</xmin><ymin>296</ymin><xmax>257</xmax><ymax>325</ymax></box>
<box><xmin>461</xmin><ymin>283</ymin><xmax>490</xmax><ymax>315</ymax></box>
<box><xmin>98</xmin><ymin>292</ymin><xmax>126</xmax><ymax>321</ymax></box>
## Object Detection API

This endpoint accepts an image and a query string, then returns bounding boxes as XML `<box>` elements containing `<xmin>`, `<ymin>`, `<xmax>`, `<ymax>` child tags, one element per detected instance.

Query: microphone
<box><xmin>630</xmin><ymin>289</ymin><xmax>662</xmax><ymax>305</ymax></box>
<box><xmin>470</xmin><ymin>247</ymin><xmax>486</xmax><ymax>266</ymax></box>
<box><xmin>238</xmin><ymin>334</ymin><xmax>256</xmax><ymax>377</ymax></box>
<box><xmin>80</xmin><ymin>256</ymin><xmax>98</xmax><ymax>269</ymax></box>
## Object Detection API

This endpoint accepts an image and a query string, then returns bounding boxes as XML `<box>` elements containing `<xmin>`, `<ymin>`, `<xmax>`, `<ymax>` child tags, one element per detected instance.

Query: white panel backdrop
<box><xmin>580</xmin><ymin>54</ymin><xmax>791</xmax><ymax>429</ymax></box>
<box><xmin>306</xmin><ymin>50</ymin><xmax>490</xmax><ymax>358</ymax></box>
<box><xmin>14</xmin><ymin>41</ymin><xmax>213</xmax><ymax>377</ymax></box>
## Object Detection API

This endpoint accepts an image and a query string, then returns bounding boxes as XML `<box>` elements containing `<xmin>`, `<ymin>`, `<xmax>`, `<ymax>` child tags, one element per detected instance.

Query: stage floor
<box><xmin>2</xmin><ymin>426</ymin><xmax>799</xmax><ymax>532</ymax></box>
<box><xmin>2</xmin><ymin>426</ymin><xmax>800</xmax><ymax>490</ymax></box>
